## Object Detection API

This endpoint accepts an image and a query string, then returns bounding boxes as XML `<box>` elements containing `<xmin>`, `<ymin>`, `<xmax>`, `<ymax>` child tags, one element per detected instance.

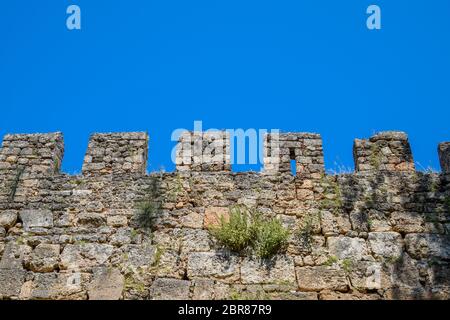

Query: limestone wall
<box><xmin>0</xmin><ymin>131</ymin><xmax>449</xmax><ymax>300</ymax></box>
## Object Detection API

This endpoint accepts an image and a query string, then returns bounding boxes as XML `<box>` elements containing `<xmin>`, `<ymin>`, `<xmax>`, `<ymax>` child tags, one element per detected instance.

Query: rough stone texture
<box><xmin>88</xmin><ymin>267</ymin><xmax>124</xmax><ymax>300</ymax></box>
<box><xmin>404</xmin><ymin>234</ymin><xmax>450</xmax><ymax>260</ymax></box>
<box><xmin>327</xmin><ymin>236</ymin><xmax>370</xmax><ymax>261</ymax></box>
<box><xmin>438</xmin><ymin>142</ymin><xmax>450</xmax><ymax>174</ymax></box>
<box><xmin>204</xmin><ymin>207</ymin><xmax>229</xmax><ymax>228</ymax></box>
<box><xmin>176</xmin><ymin>131</ymin><xmax>230</xmax><ymax>172</ymax></box>
<box><xmin>0</xmin><ymin>268</ymin><xmax>26</xmax><ymax>298</ymax></box>
<box><xmin>187</xmin><ymin>251</ymin><xmax>240</xmax><ymax>283</ymax></box>
<box><xmin>263</xmin><ymin>132</ymin><xmax>324</xmax><ymax>176</ymax></box>
<box><xmin>30</xmin><ymin>244</ymin><xmax>60</xmax><ymax>272</ymax></box>
<box><xmin>82</xmin><ymin>132</ymin><xmax>148</xmax><ymax>176</ymax></box>
<box><xmin>149</xmin><ymin>278</ymin><xmax>191</xmax><ymax>300</ymax></box>
<box><xmin>0</xmin><ymin>131</ymin><xmax>449</xmax><ymax>300</ymax></box>
<box><xmin>353</xmin><ymin>131</ymin><xmax>415</xmax><ymax>172</ymax></box>
<box><xmin>20</xmin><ymin>209</ymin><xmax>53</xmax><ymax>231</ymax></box>
<box><xmin>0</xmin><ymin>210</ymin><xmax>17</xmax><ymax>229</ymax></box>
<box><xmin>296</xmin><ymin>266</ymin><xmax>348</xmax><ymax>292</ymax></box>
<box><xmin>368</xmin><ymin>232</ymin><xmax>404</xmax><ymax>260</ymax></box>
<box><xmin>240</xmin><ymin>256</ymin><xmax>296</xmax><ymax>284</ymax></box>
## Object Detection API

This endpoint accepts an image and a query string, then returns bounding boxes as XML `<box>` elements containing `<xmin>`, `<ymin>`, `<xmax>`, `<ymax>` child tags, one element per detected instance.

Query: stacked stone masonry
<box><xmin>0</xmin><ymin>130</ymin><xmax>449</xmax><ymax>300</ymax></box>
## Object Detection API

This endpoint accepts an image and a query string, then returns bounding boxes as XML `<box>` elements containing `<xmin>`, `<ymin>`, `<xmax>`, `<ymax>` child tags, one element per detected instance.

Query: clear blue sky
<box><xmin>1</xmin><ymin>0</ymin><xmax>449</xmax><ymax>173</ymax></box>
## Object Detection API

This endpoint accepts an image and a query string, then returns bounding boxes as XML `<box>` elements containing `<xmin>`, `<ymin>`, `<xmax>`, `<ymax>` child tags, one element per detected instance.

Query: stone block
<box><xmin>149</xmin><ymin>278</ymin><xmax>190</xmax><ymax>300</ymax></box>
<box><xmin>368</xmin><ymin>232</ymin><xmax>403</xmax><ymax>260</ymax></box>
<box><xmin>240</xmin><ymin>255</ymin><xmax>296</xmax><ymax>285</ymax></box>
<box><xmin>30</xmin><ymin>244</ymin><xmax>60</xmax><ymax>272</ymax></box>
<box><xmin>20</xmin><ymin>209</ymin><xmax>53</xmax><ymax>231</ymax></box>
<box><xmin>296</xmin><ymin>266</ymin><xmax>348</xmax><ymax>292</ymax></box>
<box><xmin>88</xmin><ymin>267</ymin><xmax>124</xmax><ymax>300</ymax></box>
<box><xmin>187</xmin><ymin>251</ymin><xmax>240</xmax><ymax>283</ymax></box>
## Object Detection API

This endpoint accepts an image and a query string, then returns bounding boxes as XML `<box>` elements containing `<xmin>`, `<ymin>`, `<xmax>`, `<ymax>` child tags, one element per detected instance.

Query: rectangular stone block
<box><xmin>19</xmin><ymin>209</ymin><xmax>53</xmax><ymax>231</ymax></box>
<box><xmin>187</xmin><ymin>252</ymin><xmax>240</xmax><ymax>283</ymax></box>
<box><xmin>296</xmin><ymin>266</ymin><xmax>348</xmax><ymax>292</ymax></box>
<box><xmin>240</xmin><ymin>256</ymin><xmax>296</xmax><ymax>285</ymax></box>
<box><xmin>0</xmin><ymin>268</ymin><xmax>26</xmax><ymax>298</ymax></box>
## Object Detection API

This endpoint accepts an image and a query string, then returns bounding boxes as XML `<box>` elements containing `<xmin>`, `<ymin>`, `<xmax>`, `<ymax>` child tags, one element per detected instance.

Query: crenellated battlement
<box><xmin>353</xmin><ymin>131</ymin><xmax>415</xmax><ymax>173</ymax></box>
<box><xmin>0</xmin><ymin>130</ymin><xmax>448</xmax><ymax>176</ymax></box>
<box><xmin>82</xmin><ymin>132</ymin><xmax>148</xmax><ymax>176</ymax></box>
<box><xmin>0</xmin><ymin>129</ymin><xmax>449</xmax><ymax>300</ymax></box>
<box><xmin>0</xmin><ymin>132</ymin><xmax>64</xmax><ymax>178</ymax></box>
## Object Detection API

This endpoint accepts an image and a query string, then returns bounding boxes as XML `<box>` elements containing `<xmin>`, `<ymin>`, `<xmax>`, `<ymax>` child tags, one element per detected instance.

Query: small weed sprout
<box><xmin>297</xmin><ymin>215</ymin><xmax>314</xmax><ymax>251</ymax></box>
<box><xmin>136</xmin><ymin>201</ymin><xmax>160</xmax><ymax>230</ymax></box>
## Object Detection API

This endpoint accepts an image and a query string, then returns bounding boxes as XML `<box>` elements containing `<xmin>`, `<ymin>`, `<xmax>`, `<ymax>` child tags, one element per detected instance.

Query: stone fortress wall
<box><xmin>0</xmin><ymin>130</ymin><xmax>449</xmax><ymax>300</ymax></box>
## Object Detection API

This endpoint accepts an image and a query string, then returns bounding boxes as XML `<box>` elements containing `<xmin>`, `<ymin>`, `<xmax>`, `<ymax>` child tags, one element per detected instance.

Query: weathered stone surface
<box><xmin>76</xmin><ymin>213</ymin><xmax>105</xmax><ymax>227</ymax></box>
<box><xmin>391</xmin><ymin>212</ymin><xmax>423</xmax><ymax>233</ymax></box>
<box><xmin>368</xmin><ymin>232</ymin><xmax>403</xmax><ymax>260</ymax></box>
<box><xmin>405</xmin><ymin>234</ymin><xmax>450</xmax><ymax>259</ymax></box>
<box><xmin>192</xmin><ymin>279</ymin><xmax>215</xmax><ymax>300</ymax></box>
<box><xmin>20</xmin><ymin>209</ymin><xmax>53</xmax><ymax>231</ymax></box>
<box><xmin>0</xmin><ymin>268</ymin><xmax>26</xmax><ymax>298</ymax></box>
<box><xmin>349</xmin><ymin>261</ymin><xmax>391</xmax><ymax>291</ymax></box>
<box><xmin>0</xmin><ymin>210</ymin><xmax>18</xmax><ymax>229</ymax></box>
<box><xmin>187</xmin><ymin>251</ymin><xmax>240</xmax><ymax>283</ymax></box>
<box><xmin>88</xmin><ymin>267</ymin><xmax>124</xmax><ymax>300</ymax></box>
<box><xmin>107</xmin><ymin>215</ymin><xmax>128</xmax><ymax>227</ymax></box>
<box><xmin>149</xmin><ymin>278</ymin><xmax>190</xmax><ymax>300</ymax></box>
<box><xmin>327</xmin><ymin>236</ymin><xmax>370</xmax><ymax>261</ymax></box>
<box><xmin>438</xmin><ymin>142</ymin><xmax>450</xmax><ymax>174</ymax></box>
<box><xmin>204</xmin><ymin>207</ymin><xmax>229</xmax><ymax>228</ymax></box>
<box><xmin>30</xmin><ymin>244</ymin><xmax>60</xmax><ymax>272</ymax></box>
<box><xmin>122</xmin><ymin>243</ymin><xmax>156</xmax><ymax>268</ymax></box>
<box><xmin>60</xmin><ymin>243</ymin><xmax>114</xmax><ymax>271</ymax></box>
<box><xmin>28</xmin><ymin>272</ymin><xmax>90</xmax><ymax>300</ymax></box>
<box><xmin>241</xmin><ymin>255</ymin><xmax>296</xmax><ymax>285</ymax></box>
<box><xmin>0</xmin><ymin>243</ymin><xmax>32</xmax><ymax>269</ymax></box>
<box><xmin>296</xmin><ymin>266</ymin><xmax>348</xmax><ymax>292</ymax></box>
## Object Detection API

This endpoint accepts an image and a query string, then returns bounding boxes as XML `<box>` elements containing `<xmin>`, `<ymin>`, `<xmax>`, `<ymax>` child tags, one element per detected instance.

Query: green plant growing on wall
<box><xmin>136</xmin><ymin>201</ymin><xmax>160</xmax><ymax>230</ymax></box>
<box><xmin>8</xmin><ymin>166</ymin><xmax>25</xmax><ymax>202</ymax></box>
<box><xmin>324</xmin><ymin>255</ymin><xmax>338</xmax><ymax>266</ymax></box>
<box><xmin>209</xmin><ymin>206</ymin><xmax>254</xmax><ymax>252</ymax></box>
<box><xmin>369</xmin><ymin>143</ymin><xmax>382</xmax><ymax>170</ymax></box>
<box><xmin>320</xmin><ymin>176</ymin><xmax>343</xmax><ymax>213</ymax></box>
<box><xmin>444</xmin><ymin>196</ymin><xmax>450</xmax><ymax>212</ymax></box>
<box><xmin>297</xmin><ymin>215</ymin><xmax>314</xmax><ymax>251</ymax></box>
<box><xmin>341</xmin><ymin>258</ymin><xmax>353</xmax><ymax>273</ymax></box>
<box><xmin>210</xmin><ymin>205</ymin><xmax>290</xmax><ymax>258</ymax></box>
<box><xmin>135</xmin><ymin>176</ymin><xmax>163</xmax><ymax>231</ymax></box>
<box><xmin>252</xmin><ymin>214</ymin><xmax>290</xmax><ymax>259</ymax></box>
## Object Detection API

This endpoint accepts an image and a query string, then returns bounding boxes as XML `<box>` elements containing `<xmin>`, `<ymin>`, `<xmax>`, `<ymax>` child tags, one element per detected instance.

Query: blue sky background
<box><xmin>1</xmin><ymin>0</ymin><xmax>449</xmax><ymax>173</ymax></box>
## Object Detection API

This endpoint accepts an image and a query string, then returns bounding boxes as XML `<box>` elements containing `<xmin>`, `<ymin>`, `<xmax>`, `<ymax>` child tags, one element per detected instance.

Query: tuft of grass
<box><xmin>324</xmin><ymin>255</ymin><xmax>338</xmax><ymax>266</ymax></box>
<box><xmin>341</xmin><ymin>258</ymin><xmax>353</xmax><ymax>273</ymax></box>
<box><xmin>135</xmin><ymin>201</ymin><xmax>160</xmax><ymax>230</ymax></box>
<box><xmin>8</xmin><ymin>166</ymin><xmax>25</xmax><ymax>202</ymax></box>
<box><xmin>209</xmin><ymin>206</ymin><xmax>254</xmax><ymax>252</ymax></box>
<box><xmin>152</xmin><ymin>245</ymin><xmax>164</xmax><ymax>268</ymax></box>
<box><xmin>252</xmin><ymin>214</ymin><xmax>290</xmax><ymax>259</ymax></box>
<box><xmin>369</xmin><ymin>143</ymin><xmax>381</xmax><ymax>170</ymax></box>
<box><xmin>297</xmin><ymin>215</ymin><xmax>314</xmax><ymax>251</ymax></box>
